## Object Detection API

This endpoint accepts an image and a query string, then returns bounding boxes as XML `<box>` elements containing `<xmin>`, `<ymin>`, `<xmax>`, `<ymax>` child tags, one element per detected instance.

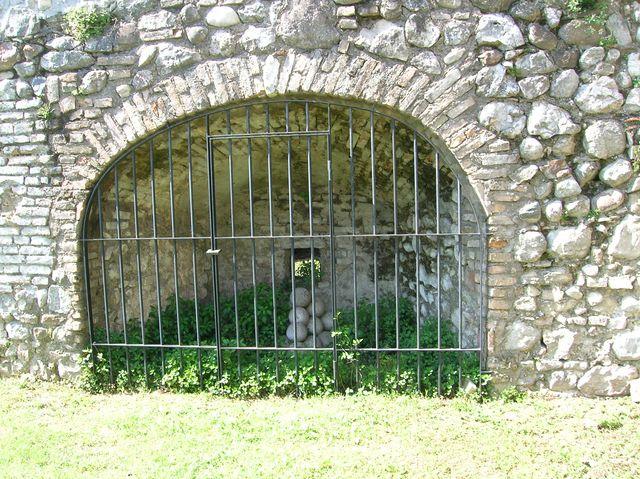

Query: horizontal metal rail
<box><xmin>208</xmin><ymin>130</ymin><xmax>330</xmax><ymax>140</ymax></box>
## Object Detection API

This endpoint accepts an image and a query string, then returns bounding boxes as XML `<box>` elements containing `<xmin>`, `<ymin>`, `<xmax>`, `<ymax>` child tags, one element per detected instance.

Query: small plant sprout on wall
<box><xmin>64</xmin><ymin>6</ymin><xmax>113</xmax><ymax>42</ymax></box>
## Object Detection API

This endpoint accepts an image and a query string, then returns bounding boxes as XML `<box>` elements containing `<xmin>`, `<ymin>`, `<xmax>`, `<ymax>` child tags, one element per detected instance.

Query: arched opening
<box><xmin>82</xmin><ymin>98</ymin><xmax>486</xmax><ymax>394</ymax></box>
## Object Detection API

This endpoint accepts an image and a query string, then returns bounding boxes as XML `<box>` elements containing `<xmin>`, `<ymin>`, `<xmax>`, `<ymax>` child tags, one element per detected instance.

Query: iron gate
<box><xmin>82</xmin><ymin>99</ymin><xmax>487</xmax><ymax>395</ymax></box>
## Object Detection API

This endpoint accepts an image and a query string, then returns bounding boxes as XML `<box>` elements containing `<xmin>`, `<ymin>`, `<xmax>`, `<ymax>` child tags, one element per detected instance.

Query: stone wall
<box><xmin>1</xmin><ymin>0</ymin><xmax>640</xmax><ymax>396</ymax></box>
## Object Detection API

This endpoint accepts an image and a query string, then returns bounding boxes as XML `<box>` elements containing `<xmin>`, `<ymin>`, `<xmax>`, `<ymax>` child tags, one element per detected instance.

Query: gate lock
<box><xmin>205</xmin><ymin>249</ymin><xmax>221</xmax><ymax>256</ymax></box>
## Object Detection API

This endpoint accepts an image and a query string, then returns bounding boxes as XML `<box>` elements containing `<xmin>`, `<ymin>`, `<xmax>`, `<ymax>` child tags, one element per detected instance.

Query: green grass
<box><xmin>0</xmin><ymin>379</ymin><xmax>639</xmax><ymax>478</ymax></box>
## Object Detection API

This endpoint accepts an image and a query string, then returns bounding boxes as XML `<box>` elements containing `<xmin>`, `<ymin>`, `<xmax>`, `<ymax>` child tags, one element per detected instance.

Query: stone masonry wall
<box><xmin>1</xmin><ymin>0</ymin><xmax>640</xmax><ymax>396</ymax></box>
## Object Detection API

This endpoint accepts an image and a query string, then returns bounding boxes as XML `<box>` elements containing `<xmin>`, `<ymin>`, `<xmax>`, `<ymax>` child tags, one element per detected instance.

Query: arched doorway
<box><xmin>81</xmin><ymin>98</ymin><xmax>486</xmax><ymax>394</ymax></box>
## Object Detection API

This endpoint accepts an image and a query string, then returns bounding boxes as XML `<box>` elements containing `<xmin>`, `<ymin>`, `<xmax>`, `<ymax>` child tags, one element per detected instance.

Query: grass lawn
<box><xmin>0</xmin><ymin>379</ymin><xmax>638</xmax><ymax>478</ymax></box>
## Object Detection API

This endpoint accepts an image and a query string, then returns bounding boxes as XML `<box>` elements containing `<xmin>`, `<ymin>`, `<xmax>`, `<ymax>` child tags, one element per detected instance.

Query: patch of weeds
<box><xmin>560</xmin><ymin>211</ymin><xmax>571</xmax><ymax>223</ymax></box>
<box><xmin>79</xmin><ymin>285</ymin><xmax>484</xmax><ymax>398</ymax></box>
<box><xmin>566</xmin><ymin>0</ymin><xmax>609</xmax><ymax>27</ymax></box>
<box><xmin>36</xmin><ymin>103</ymin><xmax>54</xmax><ymax>121</ymax></box>
<box><xmin>586</xmin><ymin>209</ymin><xmax>601</xmax><ymax>221</ymax></box>
<box><xmin>597</xmin><ymin>417</ymin><xmax>623</xmax><ymax>431</ymax></box>
<box><xmin>500</xmin><ymin>386</ymin><xmax>526</xmax><ymax>403</ymax></box>
<box><xmin>64</xmin><ymin>6</ymin><xmax>113</xmax><ymax>42</ymax></box>
<box><xmin>598</xmin><ymin>35</ymin><xmax>616</xmax><ymax>48</ymax></box>
<box><xmin>633</xmin><ymin>77</ymin><xmax>640</xmax><ymax>89</ymax></box>
<box><xmin>566</xmin><ymin>0</ymin><xmax>599</xmax><ymax>14</ymax></box>
<box><xmin>506</xmin><ymin>66</ymin><xmax>520</xmax><ymax>78</ymax></box>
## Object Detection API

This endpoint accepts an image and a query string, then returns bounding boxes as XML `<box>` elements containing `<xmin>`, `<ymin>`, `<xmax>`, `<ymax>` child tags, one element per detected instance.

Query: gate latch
<box><xmin>205</xmin><ymin>248</ymin><xmax>221</xmax><ymax>256</ymax></box>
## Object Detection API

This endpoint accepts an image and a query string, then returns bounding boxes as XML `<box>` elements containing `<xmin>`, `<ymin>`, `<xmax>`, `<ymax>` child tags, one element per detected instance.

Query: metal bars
<box><xmin>82</xmin><ymin>99</ymin><xmax>486</xmax><ymax>395</ymax></box>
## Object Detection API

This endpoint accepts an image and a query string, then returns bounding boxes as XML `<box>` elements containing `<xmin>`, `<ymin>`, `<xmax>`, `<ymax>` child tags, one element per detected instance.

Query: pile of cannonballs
<box><xmin>286</xmin><ymin>287</ymin><xmax>334</xmax><ymax>347</ymax></box>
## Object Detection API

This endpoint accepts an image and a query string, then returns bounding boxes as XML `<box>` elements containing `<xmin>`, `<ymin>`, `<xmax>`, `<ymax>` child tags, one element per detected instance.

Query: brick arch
<box><xmin>75</xmin><ymin>51</ymin><xmax>500</xmax><ymax>218</ymax></box>
<box><xmin>52</xmin><ymin>50</ymin><xmax>516</xmax><ymax>374</ymax></box>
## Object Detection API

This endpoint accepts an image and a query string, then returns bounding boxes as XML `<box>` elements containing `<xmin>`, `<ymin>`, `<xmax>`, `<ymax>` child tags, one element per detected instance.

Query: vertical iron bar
<box><xmin>113</xmin><ymin>165</ymin><xmax>131</xmax><ymax>382</ymax></box>
<box><xmin>479</xmin><ymin>222</ymin><xmax>487</xmax><ymax>400</ymax></box>
<box><xmin>265</xmin><ymin>104</ymin><xmax>280</xmax><ymax>385</ymax></box>
<box><xmin>167</xmin><ymin>128</ymin><xmax>183</xmax><ymax>370</ymax></box>
<box><xmin>413</xmin><ymin>132</ymin><xmax>421</xmax><ymax>393</ymax></box>
<box><xmin>226</xmin><ymin>110</ymin><xmax>241</xmax><ymax>379</ymax></box>
<box><xmin>206</xmin><ymin>115</ymin><xmax>223</xmax><ymax>382</ymax></box>
<box><xmin>149</xmin><ymin>139</ymin><xmax>166</xmax><ymax>377</ymax></box>
<box><xmin>82</xmin><ymin>212</ymin><xmax>97</xmax><ymax>375</ymax></box>
<box><xmin>131</xmin><ymin>151</ymin><xmax>148</xmax><ymax>385</ymax></box>
<box><xmin>96</xmin><ymin>188</ymin><xmax>114</xmax><ymax>384</ymax></box>
<box><xmin>370</xmin><ymin>110</ymin><xmax>380</xmax><ymax>390</ymax></box>
<box><xmin>457</xmin><ymin>179</ymin><xmax>463</xmax><ymax>389</ymax></box>
<box><xmin>392</xmin><ymin>120</ymin><xmax>400</xmax><ymax>383</ymax></box>
<box><xmin>435</xmin><ymin>152</ymin><xmax>442</xmax><ymax>396</ymax></box>
<box><xmin>286</xmin><ymin>102</ymin><xmax>300</xmax><ymax>394</ymax></box>
<box><xmin>348</xmin><ymin>108</ymin><xmax>359</xmax><ymax>389</ymax></box>
<box><xmin>246</xmin><ymin>107</ymin><xmax>260</xmax><ymax>375</ymax></box>
<box><xmin>186</xmin><ymin>122</ymin><xmax>203</xmax><ymax>386</ymax></box>
<box><xmin>305</xmin><ymin>102</ymin><xmax>319</xmax><ymax>372</ymax></box>
<box><xmin>327</xmin><ymin>104</ymin><xmax>338</xmax><ymax>390</ymax></box>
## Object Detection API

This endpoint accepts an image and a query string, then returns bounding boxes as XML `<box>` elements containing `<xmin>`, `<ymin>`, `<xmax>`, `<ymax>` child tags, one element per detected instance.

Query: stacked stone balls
<box><xmin>286</xmin><ymin>287</ymin><xmax>333</xmax><ymax>348</ymax></box>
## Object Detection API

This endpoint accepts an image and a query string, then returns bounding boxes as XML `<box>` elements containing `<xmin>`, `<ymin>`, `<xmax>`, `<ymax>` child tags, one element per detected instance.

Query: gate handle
<box><xmin>205</xmin><ymin>248</ymin><xmax>221</xmax><ymax>256</ymax></box>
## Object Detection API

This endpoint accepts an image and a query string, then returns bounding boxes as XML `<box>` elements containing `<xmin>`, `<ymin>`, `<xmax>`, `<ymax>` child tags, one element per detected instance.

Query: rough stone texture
<box><xmin>574</xmin><ymin>77</ymin><xmax>624</xmax><ymax>114</ymax></box>
<box><xmin>608</xmin><ymin>215</ymin><xmax>640</xmax><ymax>260</ymax></box>
<box><xmin>405</xmin><ymin>13</ymin><xmax>440</xmax><ymax>48</ymax></box>
<box><xmin>547</xmin><ymin>225</ymin><xmax>592</xmax><ymax>259</ymax></box>
<box><xmin>514</xmin><ymin>231</ymin><xmax>546</xmax><ymax>262</ymax></box>
<box><xmin>276</xmin><ymin>0</ymin><xmax>340</xmax><ymax>50</ymax></box>
<box><xmin>612</xmin><ymin>327</ymin><xmax>640</xmax><ymax>361</ymax></box>
<box><xmin>355</xmin><ymin>20</ymin><xmax>410</xmax><ymax>61</ymax></box>
<box><xmin>0</xmin><ymin>0</ymin><xmax>637</xmax><ymax>398</ymax></box>
<box><xmin>527</xmin><ymin>102</ymin><xmax>579</xmax><ymax>139</ymax></box>
<box><xmin>582</xmin><ymin>121</ymin><xmax>626</xmax><ymax>160</ymax></box>
<box><xmin>41</xmin><ymin>51</ymin><xmax>94</xmax><ymax>72</ymax></box>
<box><xmin>478</xmin><ymin>102</ymin><xmax>525</xmax><ymax>138</ymax></box>
<box><xmin>577</xmin><ymin>365</ymin><xmax>638</xmax><ymax>397</ymax></box>
<box><xmin>475</xmin><ymin>14</ymin><xmax>524</xmax><ymax>51</ymax></box>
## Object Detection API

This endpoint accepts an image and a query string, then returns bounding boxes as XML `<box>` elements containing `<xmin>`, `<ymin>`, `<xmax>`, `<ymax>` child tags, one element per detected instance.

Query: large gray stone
<box><xmin>514</xmin><ymin>231</ymin><xmax>547</xmax><ymax>262</ymax></box>
<box><xmin>240</xmin><ymin>26</ymin><xmax>276</xmax><ymax>53</ymax></box>
<box><xmin>518</xmin><ymin>75</ymin><xmax>549</xmax><ymax>99</ymax></box>
<box><xmin>210</xmin><ymin>31</ymin><xmax>237</xmax><ymax>57</ymax></box>
<box><xmin>606</xmin><ymin>13</ymin><xmax>632</xmax><ymax>47</ymax></box>
<box><xmin>476</xmin><ymin>65</ymin><xmax>519</xmax><ymax>98</ymax></box>
<box><xmin>519</xmin><ymin>136</ymin><xmax>544</xmax><ymax>161</ymax></box>
<box><xmin>478</xmin><ymin>101</ymin><xmax>526</xmax><ymax>138</ymax></box>
<box><xmin>355</xmin><ymin>20</ymin><xmax>411</xmax><ymax>61</ymax></box>
<box><xmin>475</xmin><ymin>14</ymin><xmax>524</xmax><ymax>51</ymax></box>
<box><xmin>608</xmin><ymin>215</ymin><xmax>640</xmax><ymax>259</ymax></box>
<box><xmin>503</xmin><ymin>321</ymin><xmax>541</xmax><ymax>352</ymax></box>
<box><xmin>138</xmin><ymin>10</ymin><xmax>178</xmax><ymax>30</ymax></box>
<box><xmin>550</xmin><ymin>69</ymin><xmax>579</xmax><ymax>98</ymax></box>
<box><xmin>547</xmin><ymin>225</ymin><xmax>592</xmax><ymax>259</ymax></box>
<box><xmin>577</xmin><ymin>365</ymin><xmax>638</xmax><ymax>397</ymax></box>
<box><xmin>41</xmin><ymin>52</ymin><xmax>95</xmax><ymax>73</ymax></box>
<box><xmin>5</xmin><ymin>322</ymin><xmax>29</xmax><ymax>341</ymax></box>
<box><xmin>79</xmin><ymin>70</ymin><xmax>108</xmax><ymax>95</ymax></box>
<box><xmin>629</xmin><ymin>52</ymin><xmax>640</xmax><ymax>77</ymax></box>
<box><xmin>582</xmin><ymin>120</ymin><xmax>625</xmax><ymax>160</ymax></box>
<box><xmin>558</xmin><ymin>19</ymin><xmax>606</xmax><ymax>46</ymax></box>
<box><xmin>599</xmin><ymin>159</ymin><xmax>633</xmax><ymax>188</ymax></box>
<box><xmin>612</xmin><ymin>327</ymin><xmax>640</xmax><ymax>360</ymax></box>
<box><xmin>155</xmin><ymin>43</ymin><xmax>201</xmax><ymax>75</ymax></box>
<box><xmin>624</xmin><ymin>88</ymin><xmax>640</xmax><ymax>113</ymax></box>
<box><xmin>206</xmin><ymin>6</ymin><xmax>241</xmax><ymax>27</ymax></box>
<box><xmin>574</xmin><ymin>77</ymin><xmax>624</xmax><ymax>114</ymax></box>
<box><xmin>405</xmin><ymin>13</ymin><xmax>440</xmax><ymax>48</ymax></box>
<box><xmin>2</xmin><ymin>6</ymin><xmax>40</xmax><ymax>38</ymax></box>
<box><xmin>47</xmin><ymin>285</ymin><xmax>71</xmax><ymax>314</ymax></box>
<box><xmin>526</xmin><ymin>102</ymin><xmax>580</xmax><ymax>139</ymax></box>
<box><xmin>527</xmin><ymin>24</ymin><xmax>557</xmax><ymax>50</ymax></box>
<box><xmin>554</xmin><ymin>176</ymin><xmax>581</xmax><ymax>199</ymax></box>
<box><xmin>543</xmin><ymin>328</ymin><xmax>576</xmax><ymax>360</ymax></box>
<box><xmin>514</xmin><ymin>51</ymin><xmax>556</xmax><ymax>76</ymax></box>
<box><xmin>472</xmin><ymin>0</ymin><xmax>514</xmax><ymax>14</ymax></box>
<box><xmin>0</xmin><ymin>79</ymin><xmax>18</xmax><ymax>101</ymax></box>
<box><xmin>592</xmin><ymin>189</ymin><xmax>625</xmax><ymax>212</ymax></box>
<box><xmin>444</xmin><ymin>20</ymin><xmax>472</xmax><ymax>46</ymax></box>
<box><xmin>0</xmin><ymin>43</ymin><xmax>20</xmax><ymax>72</ymax></box>
<box><xmin>276</xmin><ymin>0</ymin><xmax>340</xmax><ymax>50</ymax></box>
